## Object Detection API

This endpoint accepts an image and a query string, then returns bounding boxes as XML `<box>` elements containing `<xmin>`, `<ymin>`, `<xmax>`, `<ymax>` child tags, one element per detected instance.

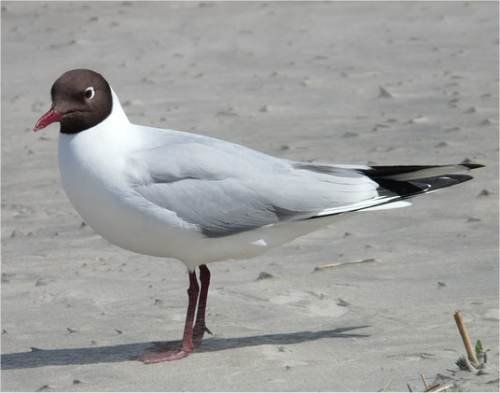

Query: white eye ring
<box><xmin>84</xmin><ymin>86</ymin><xmax>95</xmax><ymax>100</ymax></box>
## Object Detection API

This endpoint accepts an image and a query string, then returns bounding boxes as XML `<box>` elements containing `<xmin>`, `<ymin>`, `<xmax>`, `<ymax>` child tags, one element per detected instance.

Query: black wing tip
<box><xmin>412</xmin><ymin>173</ymin><xmax>475</xmax><ymax>194</ymax></box>
<box><xmin>460</xmin><ymin>161</ymin><xmax>485</xmax><ymax>170</ymax></box>
<box><xmin>366</xmin><ymin>162</ymin><xmax>485</xmax><ymax>174</ymax></box>
<box><xmin>375</xmin><ymin>173</ymin><xmax>475</xmax><ymax>201</ymax></box>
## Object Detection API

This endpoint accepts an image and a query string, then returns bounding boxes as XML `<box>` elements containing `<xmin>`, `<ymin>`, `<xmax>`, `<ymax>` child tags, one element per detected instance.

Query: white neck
<box><xmin>107</xmin><ymin>88</ymin><xmax>130</xmax><ymax>127</ymax></box>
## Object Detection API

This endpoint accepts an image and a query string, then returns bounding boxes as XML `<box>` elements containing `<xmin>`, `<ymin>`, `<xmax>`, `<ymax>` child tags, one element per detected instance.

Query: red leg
<box><xmin>138</xmin><ymin>270</ymin><xmax>199</xmax><ymax>363</ymax></box>
<box><xmin>193</xmin><ymin>264</ymin><xmax>212</xmax><ymax>347</ymax></box>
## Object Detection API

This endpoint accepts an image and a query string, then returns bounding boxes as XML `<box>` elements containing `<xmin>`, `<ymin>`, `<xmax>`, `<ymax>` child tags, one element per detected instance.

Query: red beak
<box><xmin>33</xmin><ymin>107</ymin><xmax>62</xmax><ymax>132</ymax></box>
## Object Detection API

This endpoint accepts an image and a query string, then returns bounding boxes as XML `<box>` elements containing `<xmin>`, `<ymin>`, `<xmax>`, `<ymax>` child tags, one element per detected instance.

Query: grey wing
<box><xmin>128</xmin><ymin>134</ymin><xmax>381</xmax><ymax>237</ymax></box>
<box><xmin>134</xmin><ymin>178</ymin><xmax>301</xmax><ymax>238</ymax></box>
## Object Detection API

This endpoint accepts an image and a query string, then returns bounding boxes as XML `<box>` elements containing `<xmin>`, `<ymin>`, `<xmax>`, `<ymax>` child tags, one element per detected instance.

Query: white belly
<box><xmin>58</xmin><ymin>132</ymin><xmax>201</xmax><ymax>261</ymax></box>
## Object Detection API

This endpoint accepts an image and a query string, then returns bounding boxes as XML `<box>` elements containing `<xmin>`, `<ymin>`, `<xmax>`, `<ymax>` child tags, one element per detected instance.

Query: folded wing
<box><xmin>127</xmin><ymin>135</ymin><xmax>380</xmax><ymax>237</ymax></box>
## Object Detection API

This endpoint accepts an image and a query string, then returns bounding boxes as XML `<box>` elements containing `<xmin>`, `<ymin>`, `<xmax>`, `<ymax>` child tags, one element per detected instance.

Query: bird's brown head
<box><xmin>34</xmin><ymin>69</ymin><xmax>112</xmax><ymax>134</ymax></box>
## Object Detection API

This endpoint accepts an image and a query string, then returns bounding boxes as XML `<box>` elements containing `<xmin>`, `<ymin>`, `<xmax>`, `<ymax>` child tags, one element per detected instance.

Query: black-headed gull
<box><xmin>34</xmin><ymin>69</ymin><xmax>483</xmax><ymax>363</ymax></box>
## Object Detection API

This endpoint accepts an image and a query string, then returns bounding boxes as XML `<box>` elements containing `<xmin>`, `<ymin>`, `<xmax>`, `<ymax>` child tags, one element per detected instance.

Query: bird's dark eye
<box><xmin>84</xmin><ymin>86</ymin><xmax>95</xmax><ymax>100</ymax></box>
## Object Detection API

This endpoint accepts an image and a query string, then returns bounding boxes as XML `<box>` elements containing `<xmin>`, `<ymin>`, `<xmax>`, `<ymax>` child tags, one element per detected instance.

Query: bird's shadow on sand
<box><xmin>1</xmin><ymin>325</ymin><xmax>369</xmax><ymax>369</ymax></box>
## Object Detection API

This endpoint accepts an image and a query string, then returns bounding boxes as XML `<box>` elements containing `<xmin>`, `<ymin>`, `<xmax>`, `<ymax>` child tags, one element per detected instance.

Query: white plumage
<box><xmin>57</xmin><ymin>90</ymin><xmax>413</xmax><ymax>270</ymax></box>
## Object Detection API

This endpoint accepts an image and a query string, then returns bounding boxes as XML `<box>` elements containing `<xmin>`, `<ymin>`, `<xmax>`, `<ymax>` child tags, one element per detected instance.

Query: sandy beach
<box><xmin>1</xmin><ymin>1</ymin><xmax>498</xmax><ymax>391</ymax></box>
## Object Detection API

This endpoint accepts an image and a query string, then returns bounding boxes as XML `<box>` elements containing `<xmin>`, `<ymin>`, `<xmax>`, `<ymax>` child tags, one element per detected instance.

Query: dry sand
<box><xmin>1</xmin><ymin>1</ymin><xmax>499</xmax><ymax>391</ymax></box>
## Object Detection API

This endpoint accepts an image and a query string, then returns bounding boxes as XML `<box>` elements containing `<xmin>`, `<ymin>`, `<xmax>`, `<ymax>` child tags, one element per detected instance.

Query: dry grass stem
<box><xmin>453</xmin><ymin>311</ymin><xmax>479</xmax><ymax>366</ymax></box>
<box><xmin>313</xmin><ymin>258</ymin><xmax>376</xmax><ymax>271</ymax></box>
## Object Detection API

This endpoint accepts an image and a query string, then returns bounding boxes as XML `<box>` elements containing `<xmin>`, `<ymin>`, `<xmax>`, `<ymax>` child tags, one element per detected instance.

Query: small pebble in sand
<box><xmin>479</xmin><ymin>118</ymin><xmax>493</xmax><ymax>126</ymax></box>
<box><xmin>378</xmin><ymin>86</ymin><xmax>393</xmax><ymax>98</ymax></box>
<box><xmin>437</xmin><ymin>281</ymin><xmax>447</xmax><ymax>288</ymax></box>
<box><xmin>115</xmin><ymin>329</ymin><xmax>123</xmax><ymax>334</ymax></box>
<box><xmin>2</xmin><ymin>273</ymin><xmax>12</xmax><ymax>283</ymax></box>
<box><xmin>337</xmin><ymin>298</ymin><xmax>350</xmax><ymax>307</ymax></box>
<box><xmin>35</xmin><ymin>278</ymin><xmax>50</xmax><ymax>287</ymax></box>
<box><xmin>256</xmin><ymin>272</ymin><xmax>274</xmax><ymax>280</ymax></box>
<box><xmin>477</xmin><ymin>189</ymin><xmax>491</xmax><ymax>197</ymax></box>
<box><xmin>216</xmin><ymin>108</ymin><xmax>238</xmax><ymax>117</ymax></box>
<box><xmin>122</xmin><ymin>99</ymin><xmax>143</xmax><ymax>107</ymax></box>
<box><xmin>198</xmin><ymin>2</ymin><xmax>215</xmax><ymax>7</ymax></box>
<box><xmin>461</xmin><ymin>157</ymin><xmax>475</xmax><ymax>165</ymax></box>
<box><xmin>72</xmin><ymin>380</ymin><xmax>81</xmax><ymax>385</ymax></box>
<box><xmin>35</xmin><ymin>384</ymin><xmax>50</xmax><ymax>392</ymax></box>
<box><xmin>2</xmin><ymin>329</ymin><xmax>7</xmax><ymax>335</ymax></box>
<box><xmin>67</xmin><ymin>327</ymin><xmax>77</xmax><ymax>334</ymax></box>
<box><xmin>372</xmin><ymin>123</ymin><xmax>390</xmax><ymax>132</ymax></box>
<box><xmin>407</xmin><ymin>116</ymin><xmax>428</xmax><ymax>124</ymax></box>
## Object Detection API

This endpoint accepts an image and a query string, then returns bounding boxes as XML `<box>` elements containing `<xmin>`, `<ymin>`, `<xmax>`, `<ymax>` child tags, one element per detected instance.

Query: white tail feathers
<box><xmin>360</xmin><ymin>200</ymin><xmax>413</xmax><ymax>211</ymax></box>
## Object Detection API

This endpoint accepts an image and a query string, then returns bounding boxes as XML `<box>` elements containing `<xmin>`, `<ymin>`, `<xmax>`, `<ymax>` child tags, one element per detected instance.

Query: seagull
<box><xmin>34</xmin><ymin>69</ymin><xmax>483</xmax><ymax>363</ymax></box>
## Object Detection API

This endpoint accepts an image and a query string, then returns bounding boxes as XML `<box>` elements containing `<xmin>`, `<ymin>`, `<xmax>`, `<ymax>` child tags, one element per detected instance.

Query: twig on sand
<box><xmin>406</xmin><ymin>374</ymin><xmax>453</xmax><ymax>392</ymax></box>
<box><xmin>453</xmin><ymin>311</ymin><xmax>479</xmax><ymax>366</ymax></box>
<box><xmin>425</xmin><ymin>383</ymin><xmax>454</xmax><ymax>392</ymax></box>
<box><xmin>420</xmin><ymin>374</ymin><xmax>429</xmax><ymax>390</ymax></box>
<box><xmin>313</xmin><ymin>258</ymin><xmax>376</xmax><ymax>271</ymax></box>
